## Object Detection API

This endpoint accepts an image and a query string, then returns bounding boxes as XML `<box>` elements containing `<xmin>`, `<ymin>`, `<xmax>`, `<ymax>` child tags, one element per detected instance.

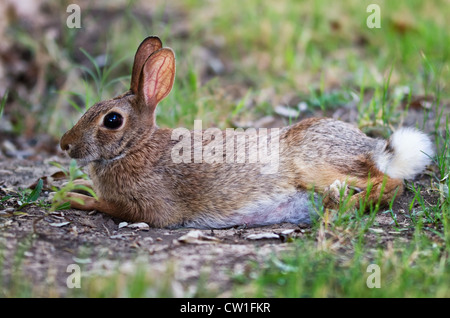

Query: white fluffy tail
<box><xmin>376</xmin><ymin>128</ymin><xmax>434</xmax><ymax>180</ymax></box>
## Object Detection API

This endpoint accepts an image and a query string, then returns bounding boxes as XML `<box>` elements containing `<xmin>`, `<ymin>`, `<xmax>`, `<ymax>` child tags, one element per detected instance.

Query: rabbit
<box><xmin>60</xmin><ymin>36</ymin><xmax>434</xmax><ymax>229</ymax></box>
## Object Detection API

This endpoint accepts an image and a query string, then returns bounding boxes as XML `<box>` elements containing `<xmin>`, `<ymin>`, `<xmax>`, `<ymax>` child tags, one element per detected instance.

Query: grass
<box><xmin>0</xmin><ymin>91</ymin><xmax>7</xmax><ymax>119</ymax></box>
<box><xmin>49</xmin><ymin>159</ymin><xmax>97</xmax><ymax>211</ymax></box>
<box><xmin>233</xmin><ymin>237</ymin><xmax>449</xmax><ymax>297</ymax></box>
<box><xmin>1</xmin><ymin>0</ymin><xmax>449</xmax><ymax>297</ymax></box>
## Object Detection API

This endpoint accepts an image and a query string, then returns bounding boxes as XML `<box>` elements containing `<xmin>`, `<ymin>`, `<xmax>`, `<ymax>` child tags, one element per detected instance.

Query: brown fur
<box><xmin>60</xmin><ymin>36</ymin><xmax>405</xmax><ymax>228</ymax></box>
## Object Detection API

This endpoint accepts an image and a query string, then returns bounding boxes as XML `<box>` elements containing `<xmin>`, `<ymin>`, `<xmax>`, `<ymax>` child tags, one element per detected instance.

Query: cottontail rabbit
<box><xmin>60</xmin><ymin>36</ymin><xmax>434</xmax><ymax>228</ymax></box>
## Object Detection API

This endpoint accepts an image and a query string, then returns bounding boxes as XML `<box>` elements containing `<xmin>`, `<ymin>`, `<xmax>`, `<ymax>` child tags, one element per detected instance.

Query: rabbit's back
<box><xmin>287</xmin><ymin>118</ymin><xmax>384</xmax><ymax>161</ymax></box>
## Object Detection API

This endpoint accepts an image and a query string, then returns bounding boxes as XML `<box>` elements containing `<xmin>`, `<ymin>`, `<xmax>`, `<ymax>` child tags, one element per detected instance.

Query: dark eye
<box><xmin>103</xmin><ymin>112</ymin><xmax>123</xmax><ymax>129</ymax></box>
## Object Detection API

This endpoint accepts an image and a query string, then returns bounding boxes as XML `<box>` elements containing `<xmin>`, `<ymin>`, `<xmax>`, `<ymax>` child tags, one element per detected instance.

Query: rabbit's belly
<box><xmin>234</xmin><ymin>191</ymin><xmax>318</xmax><ymax>227</ymax></box>
<box><xmin>184</xmin><ymin>191</ymin><xmax>318</xmax><ymax>229</ymax></box>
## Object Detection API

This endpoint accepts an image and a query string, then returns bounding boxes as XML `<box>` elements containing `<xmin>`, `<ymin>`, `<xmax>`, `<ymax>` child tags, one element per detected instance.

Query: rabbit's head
<box><xmin>60</xmin><ymin>36</ymin><xmax>175</xmax><ymax>166</ymax></box>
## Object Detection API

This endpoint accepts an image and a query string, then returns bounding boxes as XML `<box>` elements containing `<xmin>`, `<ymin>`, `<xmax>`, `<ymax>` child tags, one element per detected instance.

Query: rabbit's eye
<box><xmin>103</xmin><ymin>112</ymin><xmax>123</xmax><ymax>129</ymax></box>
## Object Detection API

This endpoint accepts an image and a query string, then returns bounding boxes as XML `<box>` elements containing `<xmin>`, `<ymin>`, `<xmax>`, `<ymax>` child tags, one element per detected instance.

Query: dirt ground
<box><xmin>0</xmin><ymin>151</ymin><xmax>440</xmax><ymax>297</ymax></box>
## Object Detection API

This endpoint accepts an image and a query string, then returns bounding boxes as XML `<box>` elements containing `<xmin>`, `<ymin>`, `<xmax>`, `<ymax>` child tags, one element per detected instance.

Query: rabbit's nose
<box><xmin>60</xmin><ymin>135</ymin><xmax>71</xmax><ymax>151</ymax></box>
<box><xmin>60</xmin><ymin>140</ymin><xmax>70</xmax><ymax>151</ymax></box>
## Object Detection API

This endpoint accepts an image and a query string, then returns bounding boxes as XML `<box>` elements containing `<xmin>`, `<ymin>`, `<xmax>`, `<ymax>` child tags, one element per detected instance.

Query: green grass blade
<box><xmin>26</xmin><ymin>179</ymin><xmax>43</xmax><ymax>203</ymax></box>
<box><xmin>0</xmin><ymin>90</ymin><xmax>8</xmax><ymax>118</ymax></box>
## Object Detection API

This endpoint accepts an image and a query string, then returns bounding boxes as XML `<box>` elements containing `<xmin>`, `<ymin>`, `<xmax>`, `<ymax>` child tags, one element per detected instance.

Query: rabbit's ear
<box><xmin>138</xmin><ymin>48</ymin><xmax>175</xmax><ymax>113</ymax></box>
<box><xmin>130</xmin><ymin>36</ymin><xmax>163</xmax><ymax>94</ymax></box>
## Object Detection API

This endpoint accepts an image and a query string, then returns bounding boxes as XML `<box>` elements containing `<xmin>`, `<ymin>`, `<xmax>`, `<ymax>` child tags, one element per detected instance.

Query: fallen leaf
<box><xmin>274</xmin><ymin>105</ymin><xmax>300</xmax><ymax>118</ymax></box>
<box><xmin>72</xmin><ymin>257</ymin><xmax>92</xmax><ymax>264</ymax></box>
<box><xmin>50</xmin><ymin>171</ymin><xmax>68</xmax><ymax>180</ymax></box>
<box><xmin>280</xmin><ymin>229</ymin><xmax>295</xmax><ymax>235</ymax></box>
<box><xmin>126</xmin><ymin>222</ymin><xmax>149</xmax><ymax>231</ymax></box>
<box><xmin>28</xmin><ymin>177</ymin><xmax>49</xmax><ymax>191</ymax></box>
<box><xmin>278</xmin><ymin>229</ymin><xmax>296</xmax><ymax>242</ymax></box>
<box><xmin>0</xmin><ymin>220</ymin><xmax>12</xmax><ymax>228</ymax></box>
<box><xmin>246</xmin><ymin>233</ymin><xmax>280</xmax><ymax>240</ymax></box>
<box><xmin>177</xmin><ymin>230</ymin><xmax>221</xmax><ymax>244</ymax></box>
<box><xmin>13</xmin><ymin>211</ymin><xmax>28</xmax><ymax>216</ymax></box>
<box><xmin>406</xmin><ymin>95</ymin><xmax>434</xmax><ymax>110</ymax></box>
<box><xmin>49</xmin><ymin>221</ymin><xmax>70</xmax><ymax>227</ymax></box>
<box><xmin>143</xmin><ymin>237</ymin><xmax>154</xmax><ymax>243</ymax></box>
<box><xmin>118</xmin><ymin>222</ymin><xmax>128</xmax><ymax>229</ymax></box>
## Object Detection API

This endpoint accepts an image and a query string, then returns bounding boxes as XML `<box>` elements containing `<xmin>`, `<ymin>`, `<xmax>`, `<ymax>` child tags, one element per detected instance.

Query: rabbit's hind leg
<box><xmin>348</xmin><ymin>175</ymin><xmax>403</xmax><ymax>210</ymax></box>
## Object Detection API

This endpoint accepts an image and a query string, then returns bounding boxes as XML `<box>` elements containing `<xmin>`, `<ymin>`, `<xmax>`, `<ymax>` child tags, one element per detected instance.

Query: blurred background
<box><xmin>0</xmin><ymin>0</ymin><xmax>449</xmax><ymax>160</ymax></box>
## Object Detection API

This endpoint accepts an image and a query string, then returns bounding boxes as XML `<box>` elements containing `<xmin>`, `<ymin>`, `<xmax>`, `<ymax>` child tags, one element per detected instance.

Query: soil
<box><xmin>0</xmin><ymin>154</ymin><xmax>441</xmax><ymax>297</ymax></box>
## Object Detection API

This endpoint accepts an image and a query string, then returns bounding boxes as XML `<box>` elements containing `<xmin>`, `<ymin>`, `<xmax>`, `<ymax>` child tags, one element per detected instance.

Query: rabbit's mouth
<box><xmin>74</xmin><ymin>157</ymin><xmax>94</xmax><ymax>168</ymax></box>
<box><xmin>71</xmin><ymin>151</ymin><xmax>125</xmax><ymax>168</ymax></box>
<box><xmin>65</xmin><ymin>148</ymin><xmax>98</xmax><ymax>167</ymax></box>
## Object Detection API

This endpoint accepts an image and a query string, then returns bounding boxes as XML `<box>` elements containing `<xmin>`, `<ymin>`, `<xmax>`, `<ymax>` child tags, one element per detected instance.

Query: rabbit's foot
<box><xmin>73</xmin><ymin>179</ymin><xmax>94</xmax><ymax>188</ymax></box>
<box><xmin>65</xmin><ymin>192</ymin><xmax>119</xmax><ymax>215</ymax></box>
<box><xmin>323</xmin><ymin>179</ymin><xmax>349</xmax><ymax>209</ymax></box>
<box><xmin>328</xmin><ymin>179</ymin><xmax>349</xmax><ymax>200</ymax></box>
<box><xmin>62</xmin><ymin>179</ymin><xmax>93</xmax><ymax>188</ymax></box>
<box><xmin>66</xmin><ymin>192</ymin><xmax>99</xmax><ymax>211</ymax></box>
<box><xmin>66</xmin><ymin>191</ymin><xmax>129</xmax><ymax>221</ymax></box>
